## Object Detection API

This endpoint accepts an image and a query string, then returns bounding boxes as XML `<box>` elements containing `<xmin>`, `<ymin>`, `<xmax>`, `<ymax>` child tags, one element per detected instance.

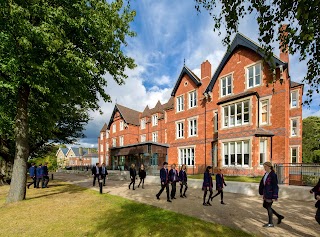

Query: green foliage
<box><xmin>195</xmin><ymin>0</ymin><xmax>319</xmax><ymax>105</ymax></box>
<box><xmin>302</xmin><ymin>116</ymin><xmax>320</xmax><ymax>163</ymax></box>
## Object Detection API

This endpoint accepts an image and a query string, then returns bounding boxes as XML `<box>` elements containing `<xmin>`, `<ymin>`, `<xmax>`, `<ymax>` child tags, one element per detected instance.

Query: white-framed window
<box><xmin>260</xmin><ymin>139</ymin><xmax>267</xmax><ymax>165</ymax></box>
<box><xmin>106</xmin><ymin>155</ymin><xmax>109</xmax><ymax>165</ymax></box>
<box><xmin>100</xmin><ymin>144</ymin><xmax>103</xmax><ymax>152</ymax></box>
<box><xmin>112</xmin><ymin>124</ymin><xmax>116</xmax><ymax>133</ymax></box>
<box><xmin>260</xmin><ymin>99</ymin><xmax>269</xmax><ymax>125</ymax></box>
<box><xmin>106</xmin><ymin>131</ymin><xmax>109</xmax><ymax>138</ymax></box>
<box><xmin>247</xmin><ymin>63</ymin><xmax>261</xmax><ymax>88</ymax></box>
<box><xmin>290</xmin><ymin>118</ymin><xmax>299</xmax><ymax>137</ymax></box>
<box><xmin>188</xmin><ymin>118</ymin><xmax>197</xmax><ymax>137</ymax></box>
<box><xmin>221</xmin><ymin>75</ymin><xmax>232</xmax><ymax>97</ymax></box>
<box><xmin>188</xmin><ymin>90</ymin><xmax>197</xmax><ymax>108</ymax></box>
<box><xmin>119</xmin><ymin>136</ymin><xmax>124</xmax><ymax>146</ymax></box>
<box><xmin>176</xmin><ymin>121</ymin><xmax>184</xmax><ymax>139</ymax></box>
<box><xmin>152</xmin><ymin>132</ymin><xmax>158</xmax><ymax>142</ymax></box>
<box><xmin>291</xmin><ymin>90</ymin><xmax>298</xmax><ymax>108</ymax></box>
<box><xmin>141</xmin><ymin>118</ymin><xmax>146</xmax><ymax>129</ymax></box>
<box><xmin>214</xmin><ymin>111</ymin><xmax>218</xmax><ymax>132</ymax></box>
<box><xmin>290</xmin><ymin>147</ymin><xmax>298</xmax><ymax>163</ymax></box>
<box><xmin>100</xmin><ymin>132</ymin><xmax>104</xmax><ymax>140</ymax></box>
<box><xmin>100</xmin><ymin>155</ymin><xmax>103</xmax><ymax>162</ymax></box>
<box><xmin>176</xmin><ymin>95</ymin><xmax>184</xmax><ymax>112</ymax></box>
<box><xmin>223</xmin><ymin>140</ymin><xmax>250</xmax><ymax>166</ymax></box>
<box><xmin>141</xmin><ymin>134</ymin><xmax>146</xmax><ymax>142</ymax></box>
<box><xmin>178</xmin><ymin>147</ymin><xmax>195</xmax><ymax>166</ymax></box>
<box><xmin>120</xmin><ymin>121</ymin><xmax>124</xmax><ymax>131</ymax></box>
<box><xmin>152</xmin><ymin>114</ymin><xmax>158</xmax><ymax>126</ymax></box>
<box><xmin>112</xmin><ymin>138</ymin><xmax>116</xmax><ymax>147</ymax></box>
<box><xmin>106</xmin><ymin>143</ymin><xmax>109</xmax><ymax>151</ymax></box>
<box><xmin>223</xmin><ymin>100</ymin><xmax>250</xmax><ymax>128</ymax></box>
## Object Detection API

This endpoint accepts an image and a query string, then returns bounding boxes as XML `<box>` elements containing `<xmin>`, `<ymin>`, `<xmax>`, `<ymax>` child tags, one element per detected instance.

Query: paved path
<box><xmin>53</xmin><ymin>172</ymin><xmax>319</xmax><ymax>237</ymax></box>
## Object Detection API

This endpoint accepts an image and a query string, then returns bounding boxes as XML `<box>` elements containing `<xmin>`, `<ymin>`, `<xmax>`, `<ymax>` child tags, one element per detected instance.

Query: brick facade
<box><xmin>98</xmin><ymin>33</ymin><xmax>303</xmax><ymax>175</ymax></box>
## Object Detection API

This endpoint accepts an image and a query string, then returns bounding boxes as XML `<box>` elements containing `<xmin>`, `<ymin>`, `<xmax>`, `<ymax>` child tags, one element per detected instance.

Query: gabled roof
<box><xmin>100</xmin><ymin>123</ymin><xmax>108</xmax><ymax>132</ymax></box>
<box><xmin>55</xmin><ymin>147</ymin><xmax>69</xmax><ymax>157</ymax></box>
<box><xmin>107</xmin><ymin>104</ymin><xmax>141</xmax><ymax>129</ymax></box>
<box><xmin>67</xmin><ymin>147</ymin><xmax>88</xmax><ymax>157</ymax></box>
<box><xmin>290</xmin><ymin>80</ymin><xmax>303</xmax><ymax>88</ymax></box>
<box><xmin>141</xmin><ymin>105</ymin><xmax>151</xmax><ymax>118</ymax></box>
<box><xmin>205</xmin><ymin>33</ymin><xmax>288</xmax><ymax>93</ymax></box>
<box><xmin>171</xmin><ymin>66</ymin><xmax>202</xmax><ymax>96</ymax></box>
<box><xmin>163</xmin><ymin>96</ymin><xmax>174</xmax><ymax>110</ymax></box>
<box><xmin>150</xmin><ymin>100</ymin><xmax>163</xmax><ymax>114</ymax></box>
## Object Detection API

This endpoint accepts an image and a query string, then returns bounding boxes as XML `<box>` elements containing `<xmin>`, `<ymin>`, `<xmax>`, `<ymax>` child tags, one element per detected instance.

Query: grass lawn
<box><xmin>189</xmin><ymin>174</ymin><xmax>262</xmax><ymax>183</ymax></box>
<box><xmin>0</xmin><ymin>181</ymin><xmax>254</xmax><ymax>237</ymax></box>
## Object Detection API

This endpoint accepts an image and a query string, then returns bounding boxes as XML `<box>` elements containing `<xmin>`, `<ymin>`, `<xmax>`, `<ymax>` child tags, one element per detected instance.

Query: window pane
<box><xmin>255</xmin><ymin>64</ymin><xmax>261</xmax><ymax>85</ymax></box>
<box><xmin>230</xmin><ymin>105</ymin><xmax>235</xmax><ymax>126</ymax></box>
<box><xmin>230</xmin><ymin>143</ymin><xmax>235</xmax><ymax>164</ymax></box>
<box><xmin>224</xmin><ymin>144</ymin><xmax>229</xmax><ymax>166</ymax></box>
<box><xmin>236</xmin><ymin>103</ymin><xmax>242</xmax><ymax>125</ymax></box>
<box><xmin>248</xmin><ymin>67</ymin><xmax>253</xmax><ymax>87</ymax></box>
<box><xmin>236</xmin><ymin>142</ymin><xmax>242</xmax><ymax>165</ymax></box>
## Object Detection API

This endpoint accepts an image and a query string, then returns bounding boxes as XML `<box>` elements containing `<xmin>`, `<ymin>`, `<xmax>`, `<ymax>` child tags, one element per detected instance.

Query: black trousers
<box><xmin>212</xmin><ymin>190</ymin><xmax>224</xmax><ymax>201</ymax></box>
<box><xmin>157</xmin><ymin>183</ymin><xmax>170</xmax><ymax>200</ymax></box>
<box><xmin>138</xmin><ymin>178</ymin><xmax>145</xmax><ymax>187</ymax></box>
<box><xmin>316</xmin><ymin>207</ymin><xmax>320</xmax><ymax>224</ymax></box>
<box><xmin>129</xmin><ymin>177</ymin><xmax>135</xmax><ymax>189</ymax></box>
<box><xmin>93</xmin><ymin>174</ymin><xmax>100</xmax><ymax>186</ymax></box>
<box><xmin>180</xmin><ymin>182</ymin><xmax>188</xmax><ymax>195</ymax></box>
<box><xmin>27</xmin><ymin>177</ymin><xmax>36</xmax><ymax>188</ymax></box>
<box><xmin>42</xmin><ymin>176</ymin><xmax>49</xmax><ymax>188</ymax></box>
<box><xmin>101</xmin><ymin>174</ymin><xmax>106</xmax><ymax>185</ymax></box>
<box><xmin>36</xmin><ymin>177</ymin><xmax>43</xmax><ymax>188</ymax></box>
<box><xmin>203</xmin><ymin>187</ymin><xmax>213</xmax><ymax>204</ymax></box>
<box><xmin>171</xmin><ymin>182</ymin><xmax>177</xmax><ymax>198</ymax></box>
<box><xmin>263</xmin><ymin>200</ymin><xmax>281</xmax><ymax>224</ymax></box>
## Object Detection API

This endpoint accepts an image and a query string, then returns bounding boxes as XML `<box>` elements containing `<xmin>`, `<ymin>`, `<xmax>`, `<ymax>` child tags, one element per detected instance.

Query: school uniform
<box><xmin>100</xmin><ymin>166</ymin><xmax>108</xmax><ymax>186</ymax></box>
<box><xmin>311</xmin><ymin>179</ymin><xmax>320</xmax><ymax>224</ymax></box>
<box><xmin>129</xmin><ymin>167</ymin><xmax>137</xmax><ymax>190</ymax></box>
<box><xmin>169</xmin><ymin>168</ymin><xmax>179</xmax><ymax>199</ymax></box>
<box><xmin>211</xmin><ymin>173</ymin><xmax>227</xmax><ymax>203</ymax></box>
<box><xmin>27</xmin><ymin>165</ymin><xmax>37</xmax><ymax>189</ymax></box>
<box><xmin>91</xmin><ymin>165</ymin><xmax>100</xmax><ymax>186</ymax></box>
<box><xmin>202</xmin><ymin>171</ymin><xmax>213</xmax><ymax>205</ymax></box>
<box><xmin>259</xmin><ymin>170</ymin><xmax>284</xmax><ymax>226</ymax></box>
<box><xmin>36</xmin><ymin>166</ymin><xmax>44</xmax><ymax>188</ymax></box>
<box><xmin>42</xmin><ymin>165</ymin><xmax>49</xmax><ymax>188</ymax></box>
<box><xmin>138</xmin><ymin>168</ymin><xmax>146</xmax><ymax>188</ymax></box>
<box><xmin>179</xmin><ymin>169</ymin><xmax>188</xmax><ymax>197</ymax></box>
<box><xmin>156</xmin><ymin>167</ymin><xmax>170</xmax><ymax>201</ymax></box>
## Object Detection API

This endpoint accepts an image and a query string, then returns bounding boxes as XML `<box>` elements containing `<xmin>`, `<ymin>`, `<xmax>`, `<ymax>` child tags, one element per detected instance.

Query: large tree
<box><xmin>302</xmin><ymin>116</ymin><xmax>320</xmax><ymax>163</ymax></box>
<box><xmin>0</xmin><ymin>0</ymin><xmax>136</xmax><ymax>203</ymax></box>
<box><xmin>195</xmin><ymin>0</ymin><xmax>319</xmax><ymax>105</ymax></box>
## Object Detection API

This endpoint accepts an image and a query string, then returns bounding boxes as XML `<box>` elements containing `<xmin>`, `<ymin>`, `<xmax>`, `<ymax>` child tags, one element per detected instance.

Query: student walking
<box><xmin>137</xmin><ymin>164</ymin><xmax>146</xmax><ymax>189</ymax></box>
<box><xmin>36</xmin><ymin>164</ymin><xmax>44</xmax><ymax>188</ymax></box>
<box><xmin>100</xmin><ymin>163</ymin><xmax>108</xmax><ymax>186</ymax></box>
<box><xmin>27</xmin><ymin>163</ymin><xmax>37</xmax><ymax>189</ymax></box>
<box><xmin>129</xmin><ymin>163</ymin><xmax>137</xmax><ymax>190</ymax></box>
<box><xmin>259</xmin><ymin>161</ymin><xmax>284</xmax><ymax>227</ymax></box>
<box><xmin>202</xmin><ymin>166</ymin><xmax>213</xmax><ymax>206</ymax></box>
<box><xmin>179</xmin><ymin>164</ymin><xmax>188</xmax><ymax>198</ymax></box>
<box><xmin>91</xmin><ymin>163</ymin><xmax>100</xmax><ymax>186</ymax></box>
<box><xmin>169</xmin><ymin>164</ymin><xmax>179</xmax><ymax>199</ymax></box>
<box><xmin>42</xmin><ymin>162</ymin><xmax>49</xmax><ymax>188</ymax></box>
<box><xmin>211</xmin><ymin>168</ymin><xmax>227</xmax><ymax>204</ymax></box>
<box><xmin>156</xmin><ymin>162</ymin><xmax>171</xmax><ymax>202</ymax></box>
<box><xmin>310</xmin><ymin>178</ymin><xmax>320</xmax><ymax>224</ymax></box>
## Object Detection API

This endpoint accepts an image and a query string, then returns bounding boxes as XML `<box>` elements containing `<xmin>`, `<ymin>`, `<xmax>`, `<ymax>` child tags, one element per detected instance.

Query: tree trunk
<box><xmin>6</xmin><ymin>84</ymin><xmax>30</xmax><ymax>203</ymax></box>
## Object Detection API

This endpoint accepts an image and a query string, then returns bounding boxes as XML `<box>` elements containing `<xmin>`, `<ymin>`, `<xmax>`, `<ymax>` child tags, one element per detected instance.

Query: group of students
<box><xmin>128</xmin><ymin>164</ymin><xmax>146</xmax><ymax>190</ymax></box>
<box><xmin>27</xmin><ymin>162</ymin><xmax>49</xmax><ymax>189</ymax></box>
<box><xmin>91</xmin><ymin>162</ymin><xmax>109</xmax><ymax>186</ymax></box>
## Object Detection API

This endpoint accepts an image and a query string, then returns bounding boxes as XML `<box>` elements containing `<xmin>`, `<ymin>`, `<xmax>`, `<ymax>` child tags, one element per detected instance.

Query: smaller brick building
<box><xmin>98</xmin><ymin>32</ymin><xmax>303</xmax><ymax>176</ymax></box>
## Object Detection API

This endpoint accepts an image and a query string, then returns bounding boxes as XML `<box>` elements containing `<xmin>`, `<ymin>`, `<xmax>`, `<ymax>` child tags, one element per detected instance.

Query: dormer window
<box><xmin>291</xmin><ymin>90</ymin><xmax>298</xmax><ymax>108</ymax></box>
<box><xmin>152</xmin><ymin>114</ymin><xmax>158</xmax><ymax>126</ymax></box>
<box><xmin>141</xmin><ymin>118</ymin><xmax>146</xmax><ymax>129</ymax></box>
<box><xmin>120</xmin><ymin>121</ymin><xmax>124</xmax><ymax>131</ymax></box>
<box><xmin>247</xmin><ymin>63</ymin><xmax>261</xmax><ymax>88</ymax></box>
<box><xmin>112</xmin><ymin>124</ymin><xmax>116</xmax><ymax>133</ymax></box>
<box><xmin>221</xmin><ymin>75</ymin><xmax>232</xmax><ymax>97</ymax></box>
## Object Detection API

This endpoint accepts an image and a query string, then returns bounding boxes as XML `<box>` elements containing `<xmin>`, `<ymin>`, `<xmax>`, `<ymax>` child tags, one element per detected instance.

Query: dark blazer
<box><xmin>216</xmin><ymin>174</ymin><xmax>226</xmax><ymax>190</ymax></box>
<box><xmin>179</xmin><ymin>170</ymin><xmax>187</xmax><ymax>183</ymax></box>
<box><xmin>42</xmin><ymin>165</ymin><xmax>48</xmax><ymax>176</ymax></box>
<box><xmin>91</xmin><ymin>166</ymin><xmax>100</xmax><ymax>175</ymax></box>
<box><xmin>138</xmin><ymin>169</ymin><xmax>146</xmax><ymax>179</ymax></box>
<box><xmin>99</xmin><ymin>166</ymin><xmax>108</xmax><ymax>175</ymax></box>
<box><xmin>29</xmin><ymin>166</ymin><xmax>36</xmax><ymax>177</ymax></box>
<box><xmin>160</xmin><ymin>168</ymin><xmax>169</xmax><ymax>184</ymax></box>
<box><xmin>168</xmin><ymin>169</ymin><xmax>179</xmax><ymax>183</ymax></box>
<box><xmin>259</xmin><ymin>170</ymin><xmax>279</xmax><ymax>200</ymax></box>
<box><xmin>202</xmin><ymin>172</ymin><xmax>213</xmax><ymax>189</ymax></box>
<box><xmin>129</xmin><ymin>167</ymin><xmax>136</xmax><ymax>179</ymax></box>
<box><xmin>311</xmin><ymin>178</ymin><xmax>320</xmax><ymax>199</ymax></box>
<box><xmin>36</xmin><ymin>166</ymin><xmax>44</xmax><ymax>178</ymax></box>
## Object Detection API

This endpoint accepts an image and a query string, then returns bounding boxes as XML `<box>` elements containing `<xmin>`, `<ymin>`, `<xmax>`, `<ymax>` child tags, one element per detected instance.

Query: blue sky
<box><xmin>76</xmin><ymin>0</ymin><xmax>319</xmax><ymax>148</ymax></box>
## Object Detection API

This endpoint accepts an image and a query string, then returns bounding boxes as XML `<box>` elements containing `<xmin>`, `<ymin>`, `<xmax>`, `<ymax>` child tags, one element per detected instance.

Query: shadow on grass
<box><xmin>88</xmin><ymin>199</ymin><xmax>253</xmax><ymax>237</ymax></box>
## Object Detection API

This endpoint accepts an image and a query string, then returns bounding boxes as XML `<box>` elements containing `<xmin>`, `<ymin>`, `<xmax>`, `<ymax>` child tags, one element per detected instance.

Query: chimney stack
<box><xmin>79</xmin><ymin>147</ymin><xmax>83</xmax><ymax>156</ymax></box>
<box><xmin>279</xmin><ymin>24</ymin><xmax>289</xmax><ymax>64</ymax></box>
<box><xmin>201</xmin><ymin>60</ymin><xmax>212</xmax><ymax>80</ymax></box>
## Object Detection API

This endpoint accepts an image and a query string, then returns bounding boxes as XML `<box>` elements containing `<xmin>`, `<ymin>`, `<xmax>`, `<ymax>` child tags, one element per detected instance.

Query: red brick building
<box><xmin>98</xmin><ymin>33</ymin><xmax>303</xmax><ymax>176</ymax></box>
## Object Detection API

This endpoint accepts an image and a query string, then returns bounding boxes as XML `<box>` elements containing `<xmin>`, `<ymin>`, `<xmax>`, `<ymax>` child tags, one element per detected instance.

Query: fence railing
<box><xmin>274</xmin><ymin>163</ymin><xmax>320</xmax><ymax>186</ymax></box>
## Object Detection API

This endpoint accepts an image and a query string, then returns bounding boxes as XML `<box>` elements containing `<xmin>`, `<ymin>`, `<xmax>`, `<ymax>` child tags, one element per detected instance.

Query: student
<box><xmin>179</xmin><ymin>164</ymin><xmax>188</xmax><ymax>198</ymax></box>
<box><xmin>100</xmin><ymin>163</ymin><xmax>108</xmax><ymax>186</ymax></box>
<box><xmin>91</xmin><ymin>163</ymin><xmax>100</xmax><ymax>186</ymax></box>
<box><xmin>310</xmin><ymin>178</ymin><xmax>320</xmax><ymax>224</ymax></box>
<box><xmin>42</xmin><ymin>162</ymin><xmax>49</xmax><ymax>188</ymax></box>
<box><xmin>259</xmin><ymin>161</ymin><xmax>284</xmax><ymax>227</ymax></box>
<box><xmin>202</xmin><ymin>166</ymin><xmax>213</xmax><ymax>206</ymax></box>
<box><xmin>129</xmin><ymin>163</ymin><xmax>137</xmax><ymax>190</ymax></box>
<box><xmin>168</xmin><ymin>164</ymin><xmax>179</xmax><ymax>199</ymax></box>
<box><xmin>211</xmin><ymin>168</ymin><xmax>227</xmax><ymax>204</ymax></box>
<box><xmin>156</xmin><ymin>162</ymin><xmax>171</xmax><ymax>202</ymax></box>
<box><xmin>138</xmin><ymin>164</ymin><xmax>146</xmax><ymax>189</ymax></box>
<box><xmin>27</xmin><ymin>163</ymin><xmax>37</xmax><ymax>189</ymax></box>
<box><xmin>36</xmin><ymin>164</ymin><xmax>44</xmax><ymax>188</ymax></box>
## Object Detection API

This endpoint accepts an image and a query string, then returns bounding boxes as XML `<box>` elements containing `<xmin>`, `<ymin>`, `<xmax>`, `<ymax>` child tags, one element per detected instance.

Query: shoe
<box><xmin>221</xmin><ymin>201</ymin><xmax>226</xmax><ymax>205</ymax></box>
<box><xmin>167</xmin><ymin>199</ymin><xmax>172</xmax><ymax>202</ymax></box>
<box><xmin>210</xmin><ymin>197</ymin><xmax>214</xmax><ymax>201</ymax></box>
<box><xmin>133</xmin><ymin>188</ymin><xmax>135</xmax><ymax>190</ymax></box>
<box><xmin>142</xmin><ymin>187</ymin><xmax>144</xmax><ymax>189</ymax></box>
<box><xmin>263</xmin><ymin>224</ymin><xmax>274</xmax><ymax>227</ymax></box>
<box><xmin>180</xmin><ymin>194</ymin><xmax>184</xmax><ymax>198</ymax></box>
<box><xmin>128</xmin><ymin>185</ymin><xmax>130</xmax><ymax>189</ymax></box>
<box><xmin>277</xmin><ymin>216</ymin><xmax>284</xmax><ymax>224</ymax></box>
<box><xmin>206</xmin><ymin>202</ymin><xmax>212</xmax><ymax>206</ymax></box>
<box><xmin>172</xmin><ymin>197</ymin><xmax>176</xmax><ymax>199</ymax></box>
<box><xmin>27</xmin><ymin>185</ymin><xmax>30</xmax><ymax>189</ymax></box>
<box><xmin>156</xmin><ymin>195</ymin><xmax>160</xmax><ymax>200</ymax></box>
<box><xmin>138</xmin><ymin>185</ymin><xmax>140</xmax><ymax>188</ymax></box>
<box><xmin>183</xmin><ymin>194</ymin><xmax>187</xmax><ymax>198</ymax></box>
<box><xmin>203</xmin><ymin>203</ymin><xmax>208</xmax><ymax>206</ymax></box>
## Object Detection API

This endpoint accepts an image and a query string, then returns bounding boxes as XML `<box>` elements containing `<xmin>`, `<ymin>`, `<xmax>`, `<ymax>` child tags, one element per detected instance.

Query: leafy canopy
<box><xmin>195</xmin><ymin>0</ymin><xmax>319</xmax><ymax>105</ymax></box>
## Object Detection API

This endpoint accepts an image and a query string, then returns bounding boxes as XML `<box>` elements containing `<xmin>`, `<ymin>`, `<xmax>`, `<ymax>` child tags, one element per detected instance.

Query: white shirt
<box><xmin>263</xmin><ymin>172</ymin><xmax>269</xmax><ymax>185</ymax></box>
